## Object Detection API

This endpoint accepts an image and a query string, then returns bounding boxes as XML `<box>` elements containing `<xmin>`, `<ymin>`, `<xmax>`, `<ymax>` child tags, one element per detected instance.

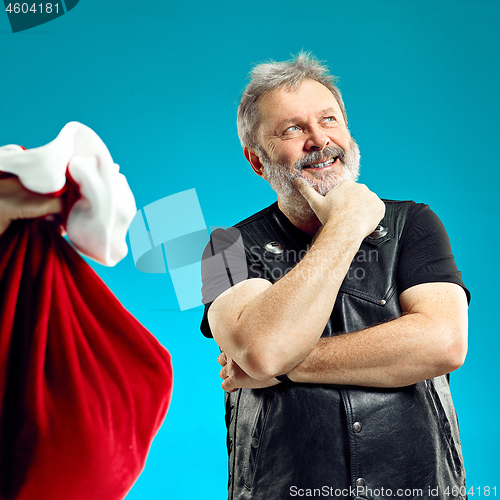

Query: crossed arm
<box><xmin>216</xmin><ymin>281</ymin><xmax>468</xmax><ymax>391</ymax></box>
<box><xmin>209</xmin><ymin>180</ymin><xmax>468</xmax><ymax>391</ymax></box>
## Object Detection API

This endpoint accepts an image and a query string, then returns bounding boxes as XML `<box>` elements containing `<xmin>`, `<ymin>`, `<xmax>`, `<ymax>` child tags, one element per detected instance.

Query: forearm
<box><xmin>209</xmin><ymin>220</ymin><xmax>363</xmax><ymax>380</ymax></box>
<box><xmin>287</xmin><ymin>302</ymin><xmax>468</xmax><ymax>388</ymax></box>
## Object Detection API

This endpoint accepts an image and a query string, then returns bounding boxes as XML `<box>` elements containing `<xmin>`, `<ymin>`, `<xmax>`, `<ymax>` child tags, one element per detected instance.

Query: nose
<box><xmin>305</xmin><ymin>126</ymin><xmax>330</xmax><ymax>151</ymax></box>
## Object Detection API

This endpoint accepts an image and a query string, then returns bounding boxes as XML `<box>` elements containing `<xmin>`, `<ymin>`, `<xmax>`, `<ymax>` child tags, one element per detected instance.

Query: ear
<box><xmin>244</xmin><ymin>147</ymin><xmax>265</xmax><ymax>178</ymax></box>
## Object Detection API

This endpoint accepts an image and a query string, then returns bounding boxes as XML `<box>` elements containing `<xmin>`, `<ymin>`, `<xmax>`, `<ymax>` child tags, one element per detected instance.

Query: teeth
<box><xmin>308</xmin><ymin>157</ymin><xmax>336</xmax><ymax>169</ymax></box>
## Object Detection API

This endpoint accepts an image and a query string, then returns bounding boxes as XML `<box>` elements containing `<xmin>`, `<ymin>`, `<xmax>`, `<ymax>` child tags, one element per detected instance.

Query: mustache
<box><xmin>293</xmin><ymin>146</ymin><xmax>347</xmax><ymax>171</ymax></box>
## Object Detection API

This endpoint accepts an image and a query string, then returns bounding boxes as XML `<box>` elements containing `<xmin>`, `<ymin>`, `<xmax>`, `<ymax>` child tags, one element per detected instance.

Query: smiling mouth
<box><xmin>303</xmin><ymin>156</ymin><xmax>339</xmax><ymax>170</ymax></box>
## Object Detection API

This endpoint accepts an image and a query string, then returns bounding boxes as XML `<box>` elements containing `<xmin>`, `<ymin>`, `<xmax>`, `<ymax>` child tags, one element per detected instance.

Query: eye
<box><xmin>323</xmin><ymin>116</ymin><xmax>337</xmax><ymax>123</ymax></box>
<box><xmin>283</xmin><ymin>125</ymin><xmax>300</xmax><ymax>134</ymax></box>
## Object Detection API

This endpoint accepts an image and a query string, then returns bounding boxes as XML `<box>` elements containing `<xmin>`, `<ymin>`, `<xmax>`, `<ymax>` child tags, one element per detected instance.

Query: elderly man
<box><xmin>200</xmin><ymin>53</ymin><xmax>469</xmax><ymax>500</ymax></box>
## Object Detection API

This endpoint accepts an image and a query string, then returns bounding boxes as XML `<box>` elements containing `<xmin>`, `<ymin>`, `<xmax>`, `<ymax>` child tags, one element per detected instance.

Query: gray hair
<box><xmin>237</xmin><ymin>52</ymin><xmax>348</xmax><ymax>151</ymax></box>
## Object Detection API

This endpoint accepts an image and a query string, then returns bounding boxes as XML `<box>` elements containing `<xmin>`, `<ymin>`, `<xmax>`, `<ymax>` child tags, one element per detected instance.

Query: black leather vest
<box><xmin>224</xmin><ymin>201</ymin><xmax>466</xmax><ymax>500</ymax></box>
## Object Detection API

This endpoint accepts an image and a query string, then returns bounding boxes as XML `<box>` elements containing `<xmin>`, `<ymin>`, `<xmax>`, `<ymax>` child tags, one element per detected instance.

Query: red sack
<box><xmin>0</xmin><ymin>218</ymin><xmax>173</xmax><ymax>500</ymax></box>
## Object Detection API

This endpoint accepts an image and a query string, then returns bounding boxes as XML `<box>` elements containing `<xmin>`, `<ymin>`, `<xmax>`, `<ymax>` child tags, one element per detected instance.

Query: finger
<box><xmin>293</xmin><ymin>178</ymin><xmax>324</xmax><ymax>204</ymax></box>
<box><xmin>219</xmin><ymin>366</ymin><xmax>227</xmax><ymax>380</ymax></box>
<box><xmin>16</xmin><ymin>196</ymin><xmax>62</xmax><ymax>221</ymax></box>
<box><xmin>221</xmin><ymin>378</ymin><xmax>238</xmax><ymax>393</ymax></box>
<box><xmin>0</xmin><ymin>195</ymin><xmax>63</xmax><ymax>238</ymax></box>
<box><xmin>0</xmin><ymin>177</ymin><xmax>63</xmax><ymax>220</ymax></box>
<box><xmin>217</xmin><ymin>352</ymin><xmax>227</xmax><ymax>367</ymax></box>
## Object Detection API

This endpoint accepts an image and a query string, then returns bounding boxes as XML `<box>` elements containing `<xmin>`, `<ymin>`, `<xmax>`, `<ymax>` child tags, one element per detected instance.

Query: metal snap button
<box><xmin>251</xmin><ymin>437</ymin><xmax>259</xmax><ymax>448</ymax></box>
<box><xmin>356</xmin><ymin>478</ymin><xmax>366</xmax><ymax>488</ymax></box>
<box><xmin>353</xmin><ymin>422</ymin><xmax>362</xmax><ymax>433</ymax></box>
<box><xmin>368</xmin><ymin>224</ymin><xmax>388</xmax><ymax>239</ymax></box>
<box><xmin>264</xmin><ymin>241</ymin><xmax>284</xmax><ymax>255</ymax></box>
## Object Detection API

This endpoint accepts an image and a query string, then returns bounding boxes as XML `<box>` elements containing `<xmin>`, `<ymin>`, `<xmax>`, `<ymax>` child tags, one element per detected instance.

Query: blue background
<box><xmin>1</xmin><ymin>0</ymin><xmax>498</xmax><ymax>497</ymax></box>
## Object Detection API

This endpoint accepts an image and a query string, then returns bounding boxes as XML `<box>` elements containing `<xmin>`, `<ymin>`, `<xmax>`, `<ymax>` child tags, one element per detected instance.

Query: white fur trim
<box><xmin>0</xmin><ymin>122</ymin><xmax>137</xmax><ymax>266</ymax></box>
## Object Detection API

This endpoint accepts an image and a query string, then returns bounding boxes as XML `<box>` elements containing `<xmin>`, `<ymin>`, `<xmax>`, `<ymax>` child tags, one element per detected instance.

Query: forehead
<box><xmin>257</xmin><ymin>79</ymin><xmax>342</xmax><ymax>131</ymax></box>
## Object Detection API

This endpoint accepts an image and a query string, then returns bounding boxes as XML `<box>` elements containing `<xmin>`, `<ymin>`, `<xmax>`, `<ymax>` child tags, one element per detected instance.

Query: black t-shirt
<box><xmin>200</xmin><ymin>201</ymin><xmax>469</xmax><ymax>338</ymax></box>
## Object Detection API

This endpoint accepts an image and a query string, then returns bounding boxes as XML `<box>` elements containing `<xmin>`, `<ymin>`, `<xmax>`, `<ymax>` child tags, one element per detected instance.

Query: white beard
<box><xmin>260</xmin><ymin>139</ymin><xmax>361</xmax><ymax>223</ymax></box>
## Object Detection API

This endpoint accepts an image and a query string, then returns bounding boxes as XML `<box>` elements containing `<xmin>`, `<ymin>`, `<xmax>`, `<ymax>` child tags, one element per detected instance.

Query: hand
<box><xmin>294</xmin><ymin>178</ymin><xmax>385</xmax><ymax>238</ymax></box>
<box><xmin>218</xmin><ymin>352</ymin><xmax>280</xmax><ymax>392</ymax></box>
<box><xmin>0</xmin><ymin>176</ymin><xmax>62</xmax><ymax>236</ymax></box>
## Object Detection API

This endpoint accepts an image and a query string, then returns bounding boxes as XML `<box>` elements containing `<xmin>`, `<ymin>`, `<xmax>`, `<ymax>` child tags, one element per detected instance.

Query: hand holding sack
<box><xmin>0</xmin><ymin>123</ymin><xmax>173</xmax><ymax>500</ymax></box>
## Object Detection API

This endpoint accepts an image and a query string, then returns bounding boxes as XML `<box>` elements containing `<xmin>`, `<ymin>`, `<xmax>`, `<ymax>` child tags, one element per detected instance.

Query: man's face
<box><xmin>255</xmin><ymin>79</ymin><xmax>360</xmax><ymax>198</ymax></box>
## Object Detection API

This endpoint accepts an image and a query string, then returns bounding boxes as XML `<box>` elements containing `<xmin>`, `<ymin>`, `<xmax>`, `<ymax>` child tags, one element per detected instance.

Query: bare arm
<box><xmin>208</xmin><ymin>179</ymin><xmax>385</xmax><ymax>380</ymax></box>
<box><xmin>219</xmin><ymin>282</ymin><xmax>468</xmax><ymax>391</ymax></box>
<box><xmin>215</xmin><ymin>178</ymin><xmax>468</xmax><ymax>391</ymax></box>
<box><xmin>287</xmin><ymin>282</ymin><xmax>468</xmax><ymax>387</ymax></box>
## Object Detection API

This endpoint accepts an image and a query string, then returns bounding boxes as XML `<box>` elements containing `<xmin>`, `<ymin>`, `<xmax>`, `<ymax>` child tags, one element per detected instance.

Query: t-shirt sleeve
<box><xmin>397</xmin><ymin>203</ymin><xmax>470</xmax><ymax>303</ymax></box>
<box><xmin>200</xmin><ymin>227</ymin><xmax>263</xmax><ymax>338</ymax></box>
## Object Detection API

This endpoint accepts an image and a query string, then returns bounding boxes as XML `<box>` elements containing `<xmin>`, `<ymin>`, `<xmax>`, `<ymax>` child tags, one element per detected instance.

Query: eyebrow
<box><xmin>276</xmin><ymin>108</ymin><xmax>339</xmax><ymax>131</ymax></box>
